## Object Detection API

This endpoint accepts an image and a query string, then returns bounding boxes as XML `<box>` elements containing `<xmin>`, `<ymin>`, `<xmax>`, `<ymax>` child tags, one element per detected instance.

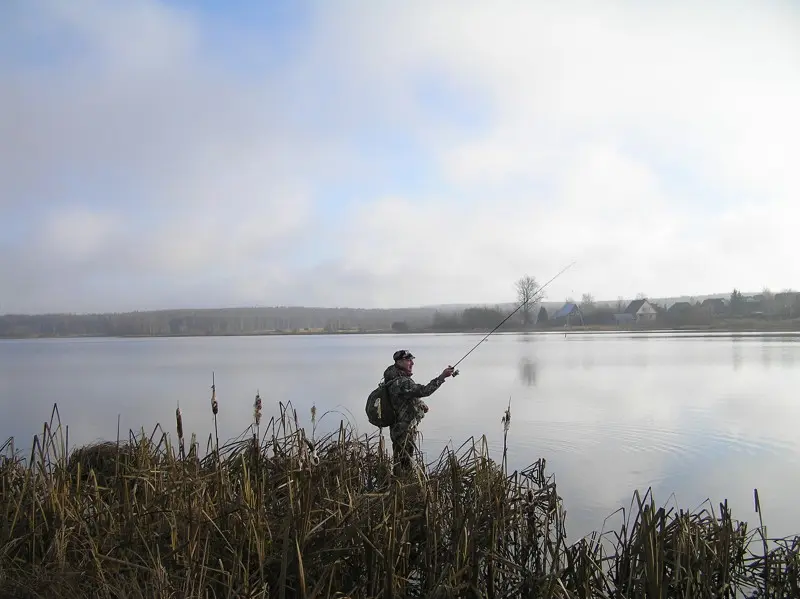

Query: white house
<box><xmin>624</xmin><ymin>299</ymin><xmax>658</xmax><ymax>322</ymax></box>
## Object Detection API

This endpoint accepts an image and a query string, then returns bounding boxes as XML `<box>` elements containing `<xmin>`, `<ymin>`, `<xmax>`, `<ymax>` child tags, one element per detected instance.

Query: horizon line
<box><xmin>0</xmin><ymin>290</ymin><xmax>770</xmax><ymax>318</ymax></box>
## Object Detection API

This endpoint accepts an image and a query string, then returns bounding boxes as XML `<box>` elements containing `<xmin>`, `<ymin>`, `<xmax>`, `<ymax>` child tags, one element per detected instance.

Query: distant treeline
<box><xmin>3</xmin><ymin>289</ymin><xmax>799</xmax><ymax>339</ymax></box>
<box><xmin>0</xmin><ymin>306</ymin><xmax>443</xmax><ymax>338</ymax></box>
<box><xmin>1</xmin><ymin>303</ymin><xmax>565</xmax><ymax>338</ymax></box>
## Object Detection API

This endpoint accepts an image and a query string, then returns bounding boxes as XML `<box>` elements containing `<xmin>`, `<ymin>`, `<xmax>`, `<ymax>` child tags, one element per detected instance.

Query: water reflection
<box><xmin>518</xmin><ymin>357</ymin><xmax>538</xmax><ymax>386</ymax></box>
<box><xmin>732</xmin><ymin>338</ymin><xmax>743</xmax><ymax>371</ymax></box>
<box><xmin>761</xmin><ymin>343</ymin><xmax>772</xmax><ymax>369</ymax></box>
<box><xmin>780</xmin><ymin>346</ymin><xmax>795</xmax><ymax>367</ymax></box>
<box><xmin>3</xmin><ymin>333</ymin><xmax>800</xmax><ymax>542</ymax></box>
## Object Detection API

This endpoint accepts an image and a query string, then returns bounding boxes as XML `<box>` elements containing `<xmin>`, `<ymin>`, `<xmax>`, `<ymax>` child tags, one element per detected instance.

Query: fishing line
<box><xmin>450</xmin><ymin>260</ymin><xmax>577</xmax><ymax>375</ymax></box>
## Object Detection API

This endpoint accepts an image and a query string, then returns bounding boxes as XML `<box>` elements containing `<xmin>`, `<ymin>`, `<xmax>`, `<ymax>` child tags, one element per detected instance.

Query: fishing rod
<box><xmin>450</xmin><ymin>260</ymin><xmax>576</xmax><ymax>376</ymax></box>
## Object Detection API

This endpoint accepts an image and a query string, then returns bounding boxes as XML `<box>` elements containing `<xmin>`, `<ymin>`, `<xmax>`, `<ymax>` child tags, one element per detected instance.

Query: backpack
<box><xmin>365</xmin><ymin>381</ymin><xmax>395</xmax><ymax>428</ymax></box>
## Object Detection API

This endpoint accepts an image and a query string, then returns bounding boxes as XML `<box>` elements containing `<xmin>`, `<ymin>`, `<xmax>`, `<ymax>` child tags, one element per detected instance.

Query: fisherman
<box><xmin>383</xmin><ymin>349</ymin><xmax>455</xmax><ymax>473</ymax></box>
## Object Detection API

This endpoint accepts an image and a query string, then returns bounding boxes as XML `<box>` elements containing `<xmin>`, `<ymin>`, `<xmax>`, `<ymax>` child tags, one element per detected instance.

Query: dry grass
<box><xmin>0</xmin><ymin>402</ymin><xmax>797</xmax><ymax>598</ymax></box>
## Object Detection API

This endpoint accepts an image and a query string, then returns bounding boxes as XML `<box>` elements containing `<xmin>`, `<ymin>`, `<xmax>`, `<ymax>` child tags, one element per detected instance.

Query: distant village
<box><xmin>2</xmin><ymin>289</ymin><xmax>799</xmax><ymax>338</ymax></box>
<box><xmin>543</xmin><ymin>289</ymin><xmax>800</xmax><ymax>329</ymax></box>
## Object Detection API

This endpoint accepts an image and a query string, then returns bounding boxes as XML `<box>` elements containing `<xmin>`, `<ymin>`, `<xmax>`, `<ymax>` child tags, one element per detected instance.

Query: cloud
<box><xmin>2</xmin><ymin>0</ymin><xmax>799</xmax><ymax>313</ymax></box>
<box><xmin>0</xmin><ymin>0</ymin><xmax>337</xmax><ymax>312</ymax></box>
<box><xmin>283</xmin><ymin>0</ymin><xmax>800</xmax><ymax>306</ymax></box>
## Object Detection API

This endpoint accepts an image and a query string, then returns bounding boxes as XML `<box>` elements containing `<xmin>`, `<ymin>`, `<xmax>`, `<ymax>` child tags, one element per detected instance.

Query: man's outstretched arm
<box><xmin>395</xmin><ymin>366</ymin><xmax>455</xmax><ymax>399</ymax></box>
<box><xmin>396</xmin><ymin>375</ymin><xmax>444</xmax><ymax>399</ymax></box>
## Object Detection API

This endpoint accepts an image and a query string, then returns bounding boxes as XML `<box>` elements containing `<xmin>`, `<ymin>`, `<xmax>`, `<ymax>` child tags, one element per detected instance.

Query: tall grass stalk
<box><xmin>0</xmin><ymin>402</ymin><xmax>797</xmax><ymax>598</ymax></box>
<box><xmin>501</xmin><ymin>396</ymin><xmax>512</xmax><ymax>476</ymax></box>
<box><xmin>210</xmin><ymin>371</ymin><xmax>219</xmax><ymax>454</ymax></box>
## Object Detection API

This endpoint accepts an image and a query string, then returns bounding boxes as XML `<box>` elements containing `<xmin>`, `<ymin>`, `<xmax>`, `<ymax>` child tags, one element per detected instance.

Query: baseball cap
<box><xmin>393</xmin><ymin>349</ymin><xmax>415</xmax><ymax>361</ymax></box>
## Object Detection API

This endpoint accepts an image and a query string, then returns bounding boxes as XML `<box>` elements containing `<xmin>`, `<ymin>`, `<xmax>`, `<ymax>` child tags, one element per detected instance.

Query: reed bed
<box><xmin>0</xmin><ymin>402</ymin><xmax>798</xmax><ymax>598</ymax></box>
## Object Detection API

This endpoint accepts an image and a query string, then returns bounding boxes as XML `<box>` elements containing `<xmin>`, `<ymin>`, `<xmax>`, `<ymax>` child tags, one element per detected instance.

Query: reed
<box><xmin>0</xmin><ymin>402</ymin><xmax>797</xmax><ymax>598</ymax></box>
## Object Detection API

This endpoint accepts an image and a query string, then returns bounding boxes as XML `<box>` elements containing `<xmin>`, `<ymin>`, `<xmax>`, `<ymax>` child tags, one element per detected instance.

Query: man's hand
<box><xmin>439</xmin><ymin>365</ymin><xmax>456</xmax><ymax>381</ymax></box>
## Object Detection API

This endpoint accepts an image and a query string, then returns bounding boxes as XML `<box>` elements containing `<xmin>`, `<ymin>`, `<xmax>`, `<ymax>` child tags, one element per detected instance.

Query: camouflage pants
<box><xmin>390</xmin><ymin>425</ymin><xmax>418</xmax><ymax>473</ymax></box>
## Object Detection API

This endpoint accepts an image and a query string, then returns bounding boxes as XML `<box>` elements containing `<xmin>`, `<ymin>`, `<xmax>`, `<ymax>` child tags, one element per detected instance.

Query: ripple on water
<box><xmin>427</xmin><ymin>415</ymin><xmax>800</xmax><ymax>467</ymax></box>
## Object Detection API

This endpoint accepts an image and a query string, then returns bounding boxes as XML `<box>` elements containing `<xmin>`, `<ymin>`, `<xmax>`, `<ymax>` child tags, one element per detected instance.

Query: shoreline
<box><xmin>3</xmin><ymin>320</ymin><xmax>800</xmax><ymax>340</ymax></box>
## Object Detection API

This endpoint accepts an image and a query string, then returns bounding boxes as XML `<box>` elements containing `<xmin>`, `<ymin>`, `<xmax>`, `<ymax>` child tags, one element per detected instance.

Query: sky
<box><xmin>1</xmin><ymin>0</ymin><xmax>799</xmax><ymax>314</ymax></box>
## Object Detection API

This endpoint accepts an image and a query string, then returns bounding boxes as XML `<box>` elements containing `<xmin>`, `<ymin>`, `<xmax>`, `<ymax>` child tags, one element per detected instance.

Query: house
<box><xmin>667</xmin><ymin>301</ymin><xmax>692</xmax><ymax>314</ymax></box>
<box><xmin>613</xmin><ymin>313</ymin><xmax>635</xmax><ymax>325</ymax></box>
<box><xmin>624</xmin><ymin>299</ymin><xmax>658</xmax><ymax>322</ymax></box>
<box><xmin>701</xmin><ymin>297</ymin><xmax>726</xmax><ymax>314</ymax></box>
<box><xmin>551</xmin><ymin>303</ymin><xmax>584</xmax><ymax>325</ymax></box>
<box><xmin>774</xmin><ymin>291</ymin><xmax>800</xmax><ymax>308</ymax></box>
<box><xmin>774</xmin><ymin>292</ymin><xmax>800</xmax><ymax>317</ymax></box>
<box><xmin>739</xmin><ymin>295</ymin><xmax>764</xmax><ymax>315</ymax></box>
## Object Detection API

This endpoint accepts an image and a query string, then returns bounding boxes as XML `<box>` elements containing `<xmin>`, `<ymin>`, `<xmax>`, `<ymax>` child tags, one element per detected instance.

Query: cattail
<box><xmin>310</xmin><ymin>404</ymin><xmax>317</xmax><ymax>427</ymax></box>
<box><xmin>303</xmin><ymin>437</ymin><xmax>319</xmax><ymax>466</ymax></box>
<box><xmin>176</xmin><ymin>403</ymin><xmax>184</xmax><ymax>441</ymax></box>
<box><xmin>253</xmin><ymin>391</ymin><xmax>262</xmax><ymax>426</ymax></box>
<box><xmin>502</xmin><ymin>396</ymin><xmax>512</xmax><ymax>433</ymax></box>
<box><xmin>176</xmin><ymin>403</ymin><xmax>185</xmax><ymax>462</ymax></box>
<box><xmin>210</xmin><ymin>372</ymin><xmax>218</xmax><ymax>416</ymax></box>
<box><xmin>500</xmin><ymin>397</ymin><xmax>513</xmax><ymax>476</ymax></box>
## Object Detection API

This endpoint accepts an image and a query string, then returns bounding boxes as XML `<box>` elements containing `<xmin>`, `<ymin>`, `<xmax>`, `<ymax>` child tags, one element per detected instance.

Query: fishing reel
<box><xmin>452</xmin><ymin>368</ymin><xmax>460</xmax><ymax>377</ymax></box>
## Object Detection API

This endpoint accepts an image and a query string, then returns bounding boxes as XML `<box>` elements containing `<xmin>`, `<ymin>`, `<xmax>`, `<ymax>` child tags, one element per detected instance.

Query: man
<box><xmin>383</xmin><ymin>349</ymin><xmax>455</xmax><ymax>472</ymax></box>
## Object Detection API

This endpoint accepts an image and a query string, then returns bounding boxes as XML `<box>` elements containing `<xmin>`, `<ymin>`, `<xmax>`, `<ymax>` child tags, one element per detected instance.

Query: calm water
<box><xmin>2</xmin><ymin>332</ymin><xmax>799</xmax><ymax>540</ymax></box>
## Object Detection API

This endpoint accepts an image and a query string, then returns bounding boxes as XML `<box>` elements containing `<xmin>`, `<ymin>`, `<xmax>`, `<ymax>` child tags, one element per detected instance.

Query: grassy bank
<box><xmin>1</xmin><ymin>405</ymin><xmax>798</xmax><ymax>598</ymax></box>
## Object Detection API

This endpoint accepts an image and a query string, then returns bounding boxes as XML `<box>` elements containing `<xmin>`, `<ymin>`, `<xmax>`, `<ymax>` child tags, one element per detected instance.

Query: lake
<box><xmin>2</xmin><ymin>331</ymin><xmax>799</xmax><ymax>541</ymax></box>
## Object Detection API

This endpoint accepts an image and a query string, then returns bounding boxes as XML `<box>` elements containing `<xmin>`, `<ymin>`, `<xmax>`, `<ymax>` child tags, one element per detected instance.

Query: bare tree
<box><xmin>761</xmin><ymin>287</ymin><xmax>775</xmax><ymax>314</ymax></box>
<box><xmin>515</xmin><ymin>275</ymin><xmax>541</xmax><ymax>327</ymax></box>
<box><xmin>580</xmin><ymin>293</ymin><xmax>595</xmax><ymax>311</ymax></box>
<box><xmin>615</xmin><ymin>296</ymin><xmax>626</xmax><ymax>313</ymax></box>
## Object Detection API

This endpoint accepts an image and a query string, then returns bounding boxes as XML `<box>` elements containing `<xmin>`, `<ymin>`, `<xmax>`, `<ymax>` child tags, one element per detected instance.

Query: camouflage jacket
<box><xmin>383</xmin><ymin>364</ymin><xmax>445</xmax><ymax>442</ymax></box>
